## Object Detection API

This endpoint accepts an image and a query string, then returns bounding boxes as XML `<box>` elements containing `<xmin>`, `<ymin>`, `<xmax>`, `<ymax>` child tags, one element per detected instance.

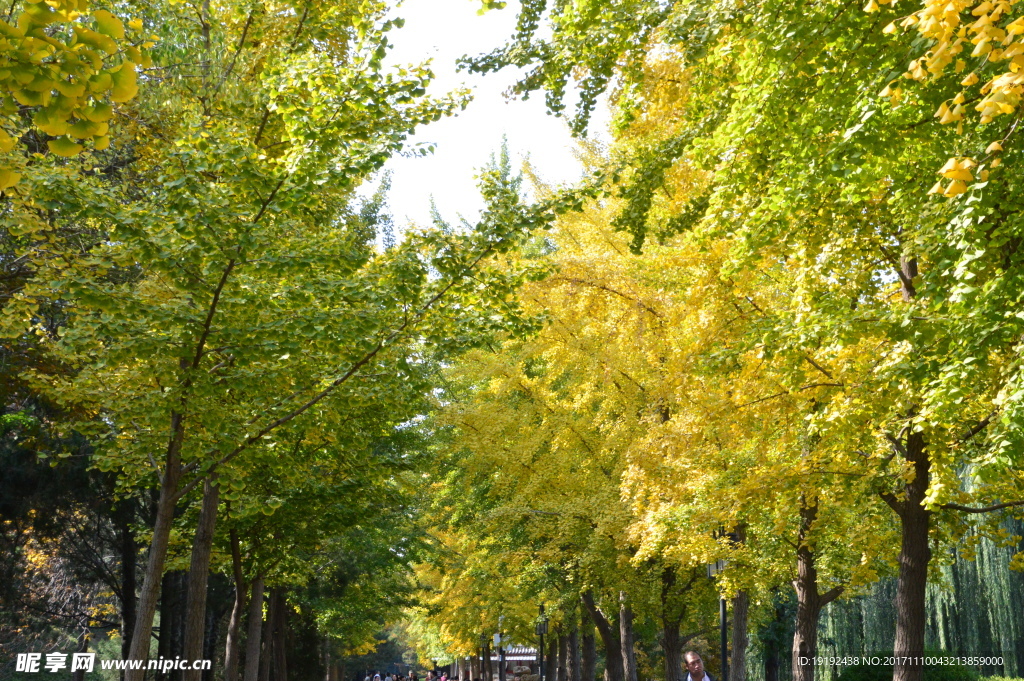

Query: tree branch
<box><xmin>940</xmin><ymin>500</ymin><xmax>1024</xmax><ymax>514</ymax></box>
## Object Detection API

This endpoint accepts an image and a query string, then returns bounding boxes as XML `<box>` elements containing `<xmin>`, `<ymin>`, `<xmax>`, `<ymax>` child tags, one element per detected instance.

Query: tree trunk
<box><xmin>118</xmin><ymin>503</ymin><xmax>137</xmax><ymax>672</ymax></box>
<box><xmin>225</xmin><ymin>530</ymin><xmax>246</xmax><ymax>681</ymax></box>
<box><xmin>619</xmin><ymin>593</ymin><xmax>637</xmax><ymax>681</ymax></box>
<box><xmin>184</xmin><ymin>479</ymin><xmax>221</xmax><ymax>681</ymax></box>
<box><xmin>568</xmin><ymin>625</ymin><xmax>581</xmax><ymax>681</ymax></box>
<box><xmin>471</xmin><ymin>653</ymin><xmax>480</xmax><ymax>681</ymax></box>
<box><xmin>546</xmin><ymin>636</ymin><xmax>557</xmax><ymax>681</ymax></box>
<box><xmin>581</xmin><ymin>592</ymin><xmax>624</xmax><ymax>681</ymax></box>
<box><xmin>259</xmin><ymin>591</ymin><xmax>274</xmax><ymax>681</ymax></box>
<box><xmin>271</xmin><ymin>588</ymin><xmax>288</xmax><ymax>681</ymax></box>
<box><xmin>731</xmin><ymin>525</ymin><xmax>749</xmax><ymax>681</ymax></box>
<box><xmin>243</xmin><ymin>576</ymin><xmax>265</xmax><ymax>681</ymax></box>
<box><xmin>765</xmin><ymin>645</ymin><xmax>779</xmax><ymax>681</ymax></box>
<box><xmin>581</xmin><ymin>619</ymin><xmax>596</xmax><ymax>681</ymax></box>
<box><xmin>660</xmin><ymin>566</ymin><xmax>683</xmax><ymax>681</ymax></box>
<box><xmin>159</xmin><ymin>570</ymin><xmax>188</xmax><ymax>681</ymax></box>
<box><xmin>485</xmin><ymin>641</ymin><xmax>493</xmax><ymax>681</ymax></box>
<box><xmin>558</xmin><ymin>631</ymin><xmax>568</xmax><ymax>681</ymax></box>
<box><xmin>663</xmin><ymin>623</ymin><xmax>682</xmax><ymax>681</ymax></box>
<box><xmin>126</xmin><ymin>413</ymin><xmax>186</xmax><ymax>681</ymax></box>
<box><xmin>731</xmin><ymin>591</ymin><xmax>749</xmax><ymax>681</ymax></box>
<box><xmin>792</xmin><ymin>499</ymin><xmax>842</xmax><ymax>681</ymax></box>
<box><xmin>890</xmin><ymin>432</ymin><xmax>931</xmax><ymax>681</ymax></box>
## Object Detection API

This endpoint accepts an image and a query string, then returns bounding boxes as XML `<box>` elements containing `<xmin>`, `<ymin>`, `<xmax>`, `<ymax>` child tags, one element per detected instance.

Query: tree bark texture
<box><xmin>259</xmin><ymin>591</ymin><xmax>274</xmax><ymax>681</ymax></box>
<box><xmin>558</xmin><ymin>631</ymin><xmax>568</xmax><ymax>681</ymax></box>
<box><xmin>619</xmin><ymin>593</ymin><xmax>637</xmax><ymax>681</ymax></box>
<box><xmin>731</xmin><ymin>591</ymin><xmax>749</xmax><ymax>681</ymax></box>
<box><xmin>545</xmin><ymin>636</ymin><xmax>557</xmax><ymax>681</ymax></box>
<box><xmin>118</xmin><ymin>503</ymin><xmax>137</xmax><ymax>671</ymax></box>
<box><xmin>582</xmin><ymin>592</ymin><xmax>624</xmax><ymax>681</ymax></box>
<box><xmin>158</xmin><ymin>570</ymin><xmax>188</xmax><ymax>681</ymax></box>
<box><xmin>184</xmin><ymin>479</ymin><xmax>221</xmax><ymax>681</ymax></box>
<box><xmin>484</xmin><ymin>641</ymin><xmax>493</xmax><ymax>681</ymax></box>
<box><xmin>792</xmin><ymin>499</ymin><xmax>842</xmax><ymax>681</ymax></box>
<box><xmin>126</xmin><ymin>412</ymin><xmax>185</xmax><ymax>681</ymax></box>
<box><xmin>225</xmin><ymin>530</ymin><xmax>246</xmax><ymax>681</ymax></box>
<box><xmin>889</xmin><ymin>431</ymin><xmax>931</xmax><ymax>681</ymax></box>
<box><xmin>568</xmin><ymin>625</ymin><xmax>581</xmax><ymax>681</ymax></box>
<box><xmin>243</xmin><ymin>575</ymin><xmax>265</xmax><ymax>681</ymax></box>
<box><xmin>581</xmin><ymin>619</ymin><xmax>596</xmax><ymax>681</ymax></box>
<box><xmin>731</xmin><ymin>524</ymin><xmax>749</xmax><ymax>681</ymax></box>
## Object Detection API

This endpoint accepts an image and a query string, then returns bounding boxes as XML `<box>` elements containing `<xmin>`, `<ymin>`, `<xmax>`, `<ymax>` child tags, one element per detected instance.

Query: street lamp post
<box><xmin>535</xmin><ymin>606</ymin><xmax>549</xmax><ymax>681</ymax></box>
<box><xmin>708</xmin><ymin>531</ymin><xmax>740</xmax><ymax>681</ymax></box>
<box><xmin>494</xmin><ymin>631</ymin><xmax>505</xmax><ymax>681</ymax></box>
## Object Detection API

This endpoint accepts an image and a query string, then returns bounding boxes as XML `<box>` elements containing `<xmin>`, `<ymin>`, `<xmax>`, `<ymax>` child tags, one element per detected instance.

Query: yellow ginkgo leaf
<box><xmin>54</xmin><ymin>79</ymin><xmax>86</xmax><ymax>97</ymax></box>
<box><xmin>93</xmin><ymin>9</ymin><xmax>125</xmax><ymax>39</ymax></box>
<box><xmin>986</xmin><ymin>141</ymin><xmax>1003</xmax><ymax>153</ymax></box>
<box><xmin>110</xmin><ymin>64</ymin><xmax>137</xmax><ymax>102</ymax></box>
<box><xmin>67</xmin><ymin>118</ymin><xmax>99</xmax><ymax>138</ymax></box>
<box><xmin>48</xmin><ymin>136</ymin><xmax>83</xmax><ymax>157</ymax></box>
<box><xmin>128</xmin><ymin>18</ymin><xmax>143</xmax><ymax>31</ymax></box>
<box><xmin>93</xmin><ymin>134</ymin><xmax>110</xmax><ymax>151</ymax></box>
<box><xmin>81</xmin><ymin>101</ymin><xmax>113</xmax><ymax>122</ymax></box>
<box><xmin>938</xmin><ymin>157</ymin><xmax>959</xmax><ymax>174</ymax></box>
<box><xmin>87</xmin><ymin>72</ymin><xmax>111</xmax><ymax>92</ymax></box>
<box><xmin>0</xmin><ymin>128</ymin><xmax>15</xmax><ymax>153</ymax></box>
<box><xmin>0</xmin><ymin>167</ymin><xmax>21</xmax><ymax>190</ymax></box>
<box><xmin>944</xmin><ymin>180</ymin><xmax>969</xmax><ymax>197</ymax></box>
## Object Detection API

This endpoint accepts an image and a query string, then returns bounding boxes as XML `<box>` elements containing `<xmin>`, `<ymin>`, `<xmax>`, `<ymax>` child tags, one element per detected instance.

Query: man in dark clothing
<box><xmin>684</xmin><ymin>652</ymin><xmax>715</xmax><ymax>681</ymax></box>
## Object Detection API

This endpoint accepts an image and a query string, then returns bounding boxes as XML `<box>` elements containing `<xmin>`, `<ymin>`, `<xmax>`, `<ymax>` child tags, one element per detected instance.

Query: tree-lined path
<box><xmin>2</xmin><ymin>2</ymin><xmax>1024</xmax><ymax>681</ymax></box>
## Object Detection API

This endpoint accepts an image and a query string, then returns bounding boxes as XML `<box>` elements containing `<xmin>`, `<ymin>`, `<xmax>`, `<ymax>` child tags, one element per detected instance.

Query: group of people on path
<box><xmin>368</xmin><ymin>671</ymin><xmax>449</xmax><ymax>681</ymax></box>
<box><xmin>367</xmin><ymin>651</ymin><xmax>712</xmax><ymax>681</ymax></box>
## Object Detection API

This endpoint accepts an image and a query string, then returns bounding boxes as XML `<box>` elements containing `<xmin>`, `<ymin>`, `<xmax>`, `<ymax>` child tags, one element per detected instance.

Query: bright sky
<box><xmin>377</xmin><ymin>0</ymin><xmax>609</xmax><ymax>228</ymax></box>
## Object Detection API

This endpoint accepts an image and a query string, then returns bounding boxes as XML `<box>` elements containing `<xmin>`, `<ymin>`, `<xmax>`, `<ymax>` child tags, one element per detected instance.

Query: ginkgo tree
<box><xmin>461</xmin><ymin>5</ymin><xmax>1024</xmax><ymax>681</ymax></box>
<box><xmin>0</xmin><ymin>0</ymin><xmax>561</xmax><ymax>677</ymax></box>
